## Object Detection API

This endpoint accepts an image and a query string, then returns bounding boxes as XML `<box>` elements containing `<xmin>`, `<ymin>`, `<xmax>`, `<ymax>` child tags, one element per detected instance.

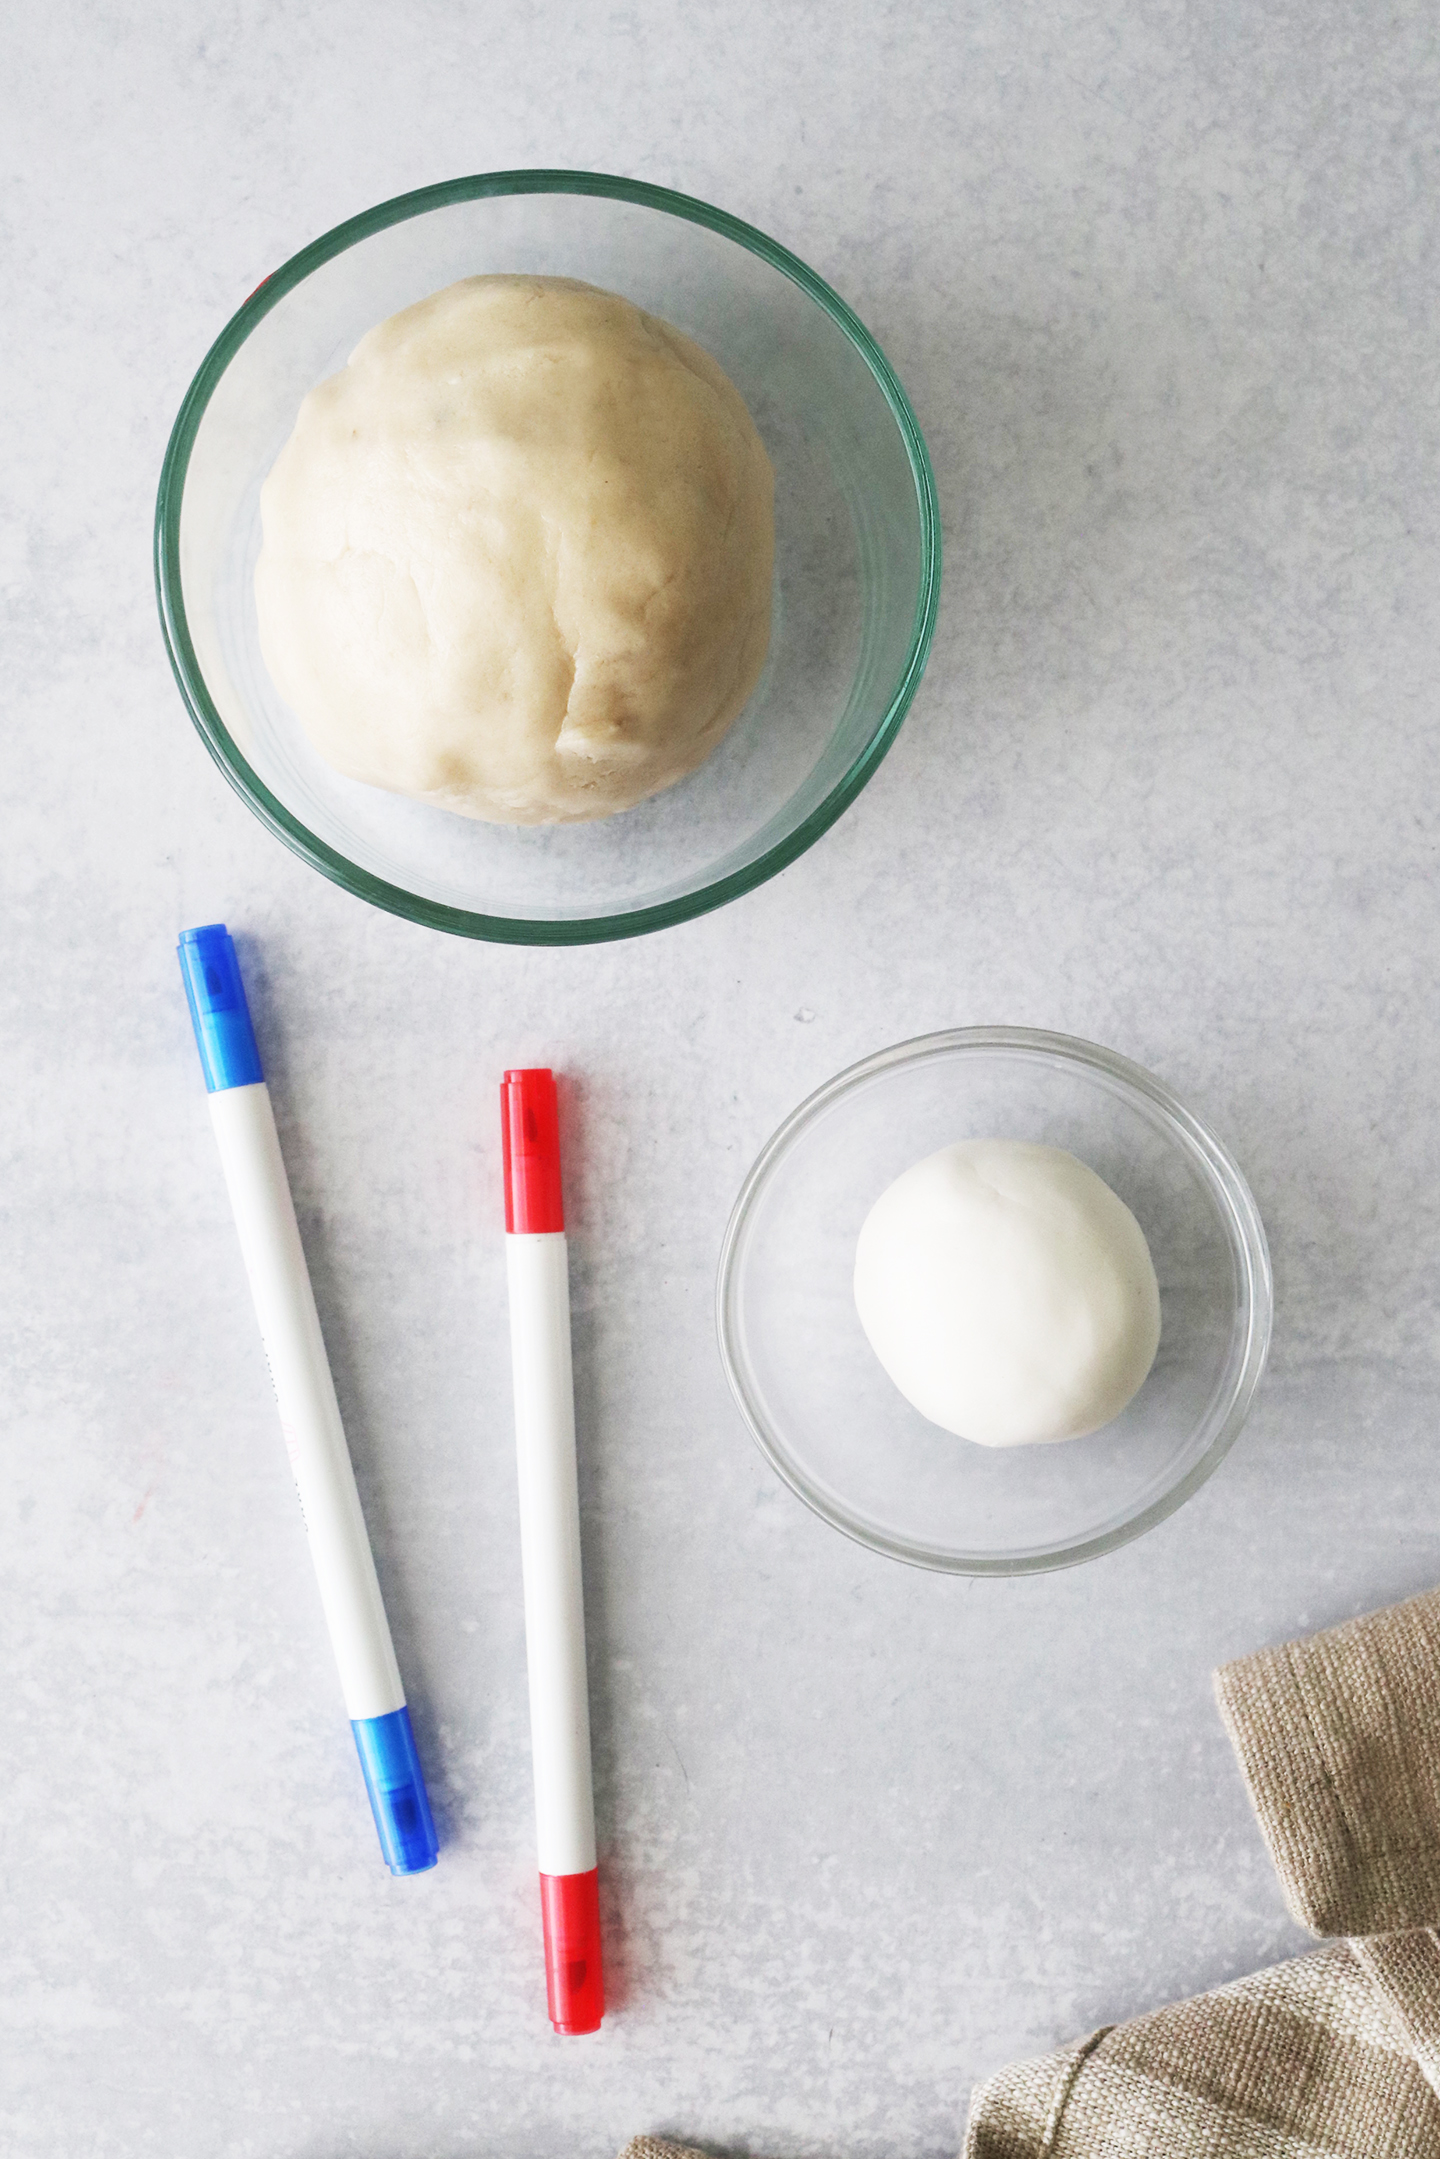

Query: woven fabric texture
<box><xmin>1355</xmin><ymin>1929</ymin><xmax>1440</xmax><ymax>2098</ymax></box>
<box><xmin>616</xmin><ymin>2142</ymin><xmax>714</xmax><ymax>2159</ymax></box>
<box><xmin>963</xmin><ymin>1943</ymin><xmax>1440</xmax><ymax>2156</ymax></box>
<box><xmin>1214</xmin><ymin>1585</ymin><xmax>1440</xmax><ymax>1939</ymax></box>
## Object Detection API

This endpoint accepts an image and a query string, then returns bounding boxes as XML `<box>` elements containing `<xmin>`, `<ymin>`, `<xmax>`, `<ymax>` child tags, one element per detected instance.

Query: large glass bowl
<box><xmin>155</xmin><ymin>171</ymin><xmax>940</xmax><ymax>944</ymax></box>
<box><xmin>717</xmin><ymin>1028</ymin><xmax>1272</xmax><ymax>1575</ymax></box>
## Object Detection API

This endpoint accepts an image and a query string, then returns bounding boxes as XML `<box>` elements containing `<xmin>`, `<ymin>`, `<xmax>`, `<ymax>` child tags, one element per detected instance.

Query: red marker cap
<box><xmin>539</xmin><ymin>1868</ymin><xmax>604</xmax><ymax>2034</ymax></box>
<box><xmin>501</xmin><ymin>1069</ymin><xmax>565</xmax><ymax>1234</ymax></box>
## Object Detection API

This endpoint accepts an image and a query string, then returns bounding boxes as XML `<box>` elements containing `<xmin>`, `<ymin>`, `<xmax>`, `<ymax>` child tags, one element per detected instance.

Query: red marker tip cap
<box><xmin>501</xmin><ymin>1069</ymin><xmax>565</xmax><ymax>1235</ymax></box>
<box><xmin>539</xmin><ymin>1868</ymin><xmax>604</xmax><ymax>2034</ymax></box>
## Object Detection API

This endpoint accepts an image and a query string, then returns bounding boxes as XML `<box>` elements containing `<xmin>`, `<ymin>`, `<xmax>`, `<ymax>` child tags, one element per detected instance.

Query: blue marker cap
<box><xmin>351</xmin><ymin>1708</ymin><xmax>439</xmax><ymax>1875</ymax></box>
<box><xmin>178</xmin><ymin>924</ymin><xmax>264</xmax><ymax>1092</ymax></box>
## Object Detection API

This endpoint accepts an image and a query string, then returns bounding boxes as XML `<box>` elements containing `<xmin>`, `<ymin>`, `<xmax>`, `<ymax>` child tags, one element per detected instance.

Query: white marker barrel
<box><xmin>208</xmin><ymin>1082</ymin><xmax>404</xmax><ymax>1722</ymax></box>
<box><xmin>506</xmin><ymin>1230</ymin><xmax>597</xmax><ymax>1876</ymax></box>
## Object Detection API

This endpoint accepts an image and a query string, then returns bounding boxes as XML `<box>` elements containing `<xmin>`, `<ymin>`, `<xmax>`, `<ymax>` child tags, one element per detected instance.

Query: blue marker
<box><xmin>178</xmin><ymin>924</ymin><xmax>438</xmax><ymax>1875</ymax></box>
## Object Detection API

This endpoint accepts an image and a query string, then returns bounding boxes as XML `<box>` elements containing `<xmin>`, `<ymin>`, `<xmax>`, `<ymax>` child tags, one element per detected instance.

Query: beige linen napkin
<box><xmin>622</xmin><ymin>1586</ymin><xmax>1440</xmax><ymax>2159</ymax></box>
<box><xmin>964</xmin><ymin>1584</ymin><xmax>1440</xmax><ymax>2155</ymax></box>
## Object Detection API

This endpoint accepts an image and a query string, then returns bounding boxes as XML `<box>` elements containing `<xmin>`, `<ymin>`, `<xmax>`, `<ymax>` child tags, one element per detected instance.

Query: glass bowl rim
<box><xmin>153</xmin><ymin>167</ymin><xmax>943</xmax><ymax>946</ymax></box>
<box><xmin>715</xmin><ymin>1024</ymin><xmax>1274</xmax><ymax>1576</ymax></box>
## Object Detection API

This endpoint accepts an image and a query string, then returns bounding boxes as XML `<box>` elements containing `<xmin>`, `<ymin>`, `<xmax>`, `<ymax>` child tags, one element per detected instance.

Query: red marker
<box><xmin>501</xmin><ymin>1070</ymin><xmax>604</xmax><ymax>2035</ymax></box>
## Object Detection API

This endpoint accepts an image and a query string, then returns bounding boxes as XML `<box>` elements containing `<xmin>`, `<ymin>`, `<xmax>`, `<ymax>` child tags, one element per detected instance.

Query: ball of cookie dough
<box><xmin>255</xmin><ymin>275</ymin><xmax>775</xmax><ymax>825</ymax></box>
<box><xmin>853</xmin><ymin>1140</ymin><xmax>1161</xmax><ymax>1447</ymax></box>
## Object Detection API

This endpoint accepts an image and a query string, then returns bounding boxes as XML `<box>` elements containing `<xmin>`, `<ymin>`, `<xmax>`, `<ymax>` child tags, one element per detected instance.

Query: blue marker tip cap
<box><xmin>178</xmin><ymin>924</ymin><xmax>264</xmax><ymax>1092</ymax></box>
<box><xmin>351</xmin><ymin>1708</ymin><xmax>439</xmax><ymax>1875</ymax></box>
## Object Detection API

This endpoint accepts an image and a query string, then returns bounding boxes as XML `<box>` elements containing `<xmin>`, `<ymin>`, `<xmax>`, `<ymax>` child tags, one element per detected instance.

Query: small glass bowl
<box><xmin>155</xmin><ymin>170</ymin><xmax>940</xmax><ymax>944</ymax></box>
<box><xmin>717</xmin><ymin>1028</ymin><xmax>1272</xmax><ymax>1575</ymax></box>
